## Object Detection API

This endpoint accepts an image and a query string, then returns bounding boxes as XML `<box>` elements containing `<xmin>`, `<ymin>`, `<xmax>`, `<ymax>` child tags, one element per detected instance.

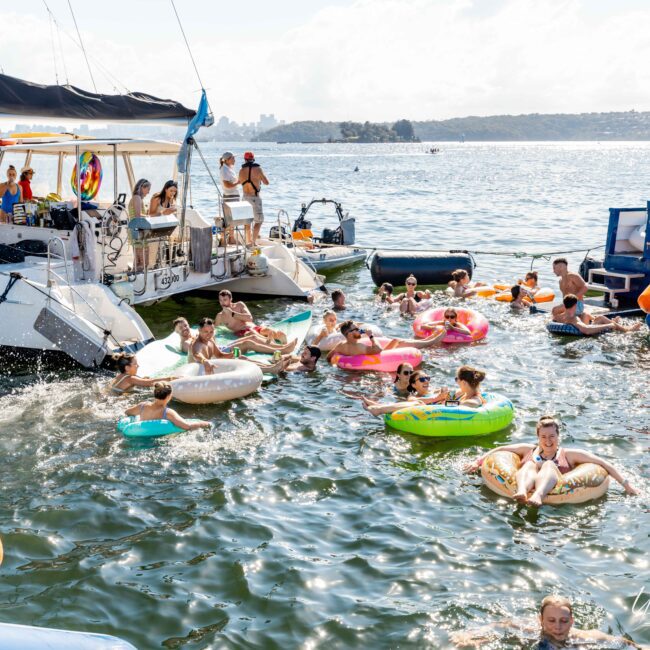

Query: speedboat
<box><xmin>264</xmin><ymin>198</ymin><xmax>367</xmax><ymax>273</ymax></box>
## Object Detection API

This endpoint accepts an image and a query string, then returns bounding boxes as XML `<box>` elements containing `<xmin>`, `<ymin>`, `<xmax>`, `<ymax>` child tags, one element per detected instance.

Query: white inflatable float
<box><xmin>170</xmin><ymin>359</ymin><xmax>263</xmax><ymax>404</ymax></box>
<box><xmin>0</xmin><ymin>622</ymin><xmax>136</xmax><ymax>649</ymax></box>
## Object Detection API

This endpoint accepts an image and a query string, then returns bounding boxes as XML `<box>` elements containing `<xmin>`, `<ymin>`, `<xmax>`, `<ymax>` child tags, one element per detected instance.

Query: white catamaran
<box><xmin>0</xmin><ymin>80</ymin><xmax>324</xmax><ymax>368</ymax></box>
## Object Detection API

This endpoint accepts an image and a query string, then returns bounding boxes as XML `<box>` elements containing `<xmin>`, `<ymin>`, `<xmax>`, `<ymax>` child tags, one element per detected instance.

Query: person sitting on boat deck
<box><xmin>450</xmin><ymin>594</ymin><xmax>642</xmax><ymax>648</ymax></box>
<box><xmin>552</xmin><ymin>257</ymin><xmax>587</xmax><ymax>314</ymax></box>
<box><xmin>448</xmin><ymin>269</ymin><xmax>487</xmax><ymax>298</ymax></box>
<box><xmin>214</xmin><ymin>289</ymin><xmax>288</xmax><ymax>345</ymax></box>
<box><xmin>18</xmin><ymin>166</ymin><xmax>35</xmax><ymax>202</ymax></box>
<box><xmin>149</xmin><ymin>180</ymin><xmax>178</xmax><ymax>216</ymax></box>
<box><xmin>128</xmin><ymin>178</ymin><xmax>152</xmax><ymax>271</ymax></box>
<box><xmin>394</xmin><ymin>274</ymin><xmax>432</xmax><ymax>315</ymax></box>
<box><xmin>464</xmin><ymin>415</ymin><xmax>639</xmax><ymax>507</ymax></box>
<box><xmin>393</xmin><ymin>362</ymin><xmax>415</xmax><ymax>397</ymax></box>
<box><xmin>361</xmin><ymin>369</ymin><xmax>449</xmax><ymax>416</ymax></box>
<box><xmin>421</xmin><ymin>308</ymin><xmax>472</xmax><ymax>335</ymax></box>
<box><xmin>238</xmin><ymin>151</ymin><xmax>269</xmax><ymax>246</ymax></box>
<box><xmin>0</xmin><ymin>165</ymin><xmax>23</xmax><ymax>223</ymax></box>
<box><xmin>109</xmin><ymin>353</ymin><xmax>176</xmax><ymax>394</ymax></box>
<box><xmin>173</xmin><ymin>317</ymin><xmax>195</xmax><ymax>354</ymax></box>
<box><xmin>552</xmin><ymin>294</ymin><xmax>641</xmax><ymax>334</ymax></box>
<box><xmin>124</xmin><ymin>382</ymin><xmax>210</xmax><ymax>431</ymax></box>
<box><xmin>283</xmin><ymin>345</ymin><xmax>322</xmax><ymax>372</ymax></box>
<box><xmin>331</xmin><ymin>289</ymin><xmax>347</xmax><ymax>311</ymax></box>
<box><xmin>510</xmin><ymin>284</ymin><xmax>533</xmax><ymax>310</ymax></box>
<box><xmin>326</xmin><ymin>319</ymin><xmax>445</xmax><ymax>363</ymax></box>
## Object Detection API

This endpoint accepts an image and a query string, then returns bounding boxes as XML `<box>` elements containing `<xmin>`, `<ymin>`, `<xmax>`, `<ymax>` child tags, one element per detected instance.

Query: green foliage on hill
<box><xmin>254</xmin><ymin>111</ymin><xmax>650</xmax><ymax>142</ymax></box>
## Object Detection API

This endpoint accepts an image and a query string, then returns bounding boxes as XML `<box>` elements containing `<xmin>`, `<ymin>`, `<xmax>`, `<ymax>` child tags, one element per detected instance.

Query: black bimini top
<box><xmin>0</xmin><ymin>73</ymin><xmax>196</xmax><ymax>123</ymax></box>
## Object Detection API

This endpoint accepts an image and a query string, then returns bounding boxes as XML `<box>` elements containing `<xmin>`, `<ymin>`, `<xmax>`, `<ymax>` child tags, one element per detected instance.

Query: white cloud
<box><xmin>2</xmin><ymin>0</ymin><xmax>650</xmax><ymax>122</ymax></box>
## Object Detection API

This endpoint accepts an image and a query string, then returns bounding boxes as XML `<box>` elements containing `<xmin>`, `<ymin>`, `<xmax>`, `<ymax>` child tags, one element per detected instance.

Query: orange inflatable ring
<box><xmin>639</xmin><ymin>283</ymin><xmax>650</xmax><ymax>313</ymax></box>
<box><xmin>495</xmin><ymin>287</ymin><xmax>555</xmax><ymax>303</ymax></box>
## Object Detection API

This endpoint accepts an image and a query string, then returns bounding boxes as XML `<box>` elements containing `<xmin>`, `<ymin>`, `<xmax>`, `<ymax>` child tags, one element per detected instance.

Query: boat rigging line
<box><xmin>66</xmin><ymin>0</ymin><xmax>97</xmax><ymax>93</ymax></box>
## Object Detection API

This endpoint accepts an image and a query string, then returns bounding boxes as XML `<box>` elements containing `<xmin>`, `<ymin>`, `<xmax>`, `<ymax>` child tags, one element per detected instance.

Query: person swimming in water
<box><xmin>448</xmin><ymin>269</ymin><xmax>487</xmax><ymax>298</ymax></box>
<box><xmin>361</xmin><ymin>365</ymin><xmax>487</xmax><ymax>416</ymax></box>
<box><xmin>173</xmin><ymin>317</ymin><xmax>195</xmax><ymax>353</ymax></box>
<box><xmin>377</xmin><ymin>282</ymin><xmax>399</xmax><ymax>305</ymax></box>
<box><xmin>393</xmin><ymin>275</ymin><xmax>432</xmax><ymax>315</ymax></box>
<box><xmin>393</xmin><ymin>362</ymin><xmax>415</xmax><ymax>397</ymax></box>
<box><xmin>450</xmin><ymin>594</ymin><xmax>642</xmax><ymax>648</ymax></box>
<box><xmin>331</xmin><ymin>289</ymin><xmax>347</xmax><ymax>312</ymax></box>
<box><xmin>124</xmin><ymin>382</ymin><xmax>211</xmax><ymax>431</ymax></box>
<box><xmin>464</xmin><ymin>415</ymin><xmax>639</xmax><ymax>507</ymax></box>
<box><xmin>510</xmin><ymin>284</ymin><xmax>533</xmax><ymax>310</ymax></box>
<box><xmin>109</xmin><ymin>353</ymin><xmax>176</xmax><ymax>394</ymax></box>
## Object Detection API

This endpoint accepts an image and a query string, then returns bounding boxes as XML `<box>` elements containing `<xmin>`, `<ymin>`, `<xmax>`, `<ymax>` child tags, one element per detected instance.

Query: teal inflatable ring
<box><xmin>384</xmin><ymin>392</ymin><xmax>514</xmax><ymax>437</ymax></box>
<box><xmin>117</xmin><ymin>416</ymin><xmax>202</xmax><ymax>438</ymax></box>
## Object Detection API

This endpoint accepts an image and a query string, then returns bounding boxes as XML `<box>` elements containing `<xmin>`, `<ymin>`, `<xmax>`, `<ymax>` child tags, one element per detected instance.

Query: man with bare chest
<box><xmin>190</xmin><ymin>317</ymin><xmax>234</xmax><ymax>375</ymax></box>
<box><xmin>553</xmin><ymin>257</ymin><xmax>588</xmax><ymax>315</ymax></box>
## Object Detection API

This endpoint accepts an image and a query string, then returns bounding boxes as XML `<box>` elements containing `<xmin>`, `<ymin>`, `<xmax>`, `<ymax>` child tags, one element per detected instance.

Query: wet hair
<box><xmin>113</xmin><ymin>352</ymin><xmax>136</xmax><ymax>373</ymax></box>
<box><xmin>198</xmin><ymin>317</ymin><xmax>214</xmax><ymax>328</ymax></box>
<box><xmin>173</xmin><ymin>316</ymin><xmax>188</xmax><ymax>328</ymax></box>
<box><xmin>525</xmin><ymin>271</ymin><xmax>538</xmax><ymax>282</ymax></box>
<box><xmin>219</xmin><ymin>289</ymin><xmax>232</xmax><ymax>298</ymax></box>
<box><xmin>132</xmin><ymin>178</ymin><xmax>151</xmax><ymax>196</ymax></box>
<box><xmin>456</xmin><ymin>365</ymin><xmax>486</xmax><ymax>388</ymax></box>
<box><xmin>380</xmin><ymin>282</ymin><xmax>393</xmax><ymax>295</ymax></box>
<box><xmin>153</xmin><ymin>180</ymin><xmax>178</xmax><ymax>207</ymax></box>
<box><xmin>331</xmin><ymin>289</ymin><xmax>345</xmax><ymax>303</ymax></box>
<box><xmin>540</xmin><ymin>595</ymin><xmax>572</xmax><ymax>616</ymax></box>
<box><xmin>407</xmin><ymin>370</ymin><xmax>429</xmax><ymax>393</ymax></box>
<box><xmin>511</xmin><ymin>285</ymin><xmax>522</xmax><ymax>299</ymax></box>
<box><xmin>322</xmin><ymin>309</ymin><xmax>336</xmax><ymax>321</ymax></box>
<box><xmin>553</xmin><ymin>257</ymin><xmax>568</xmax><ymax>267</ymax></box>
<box><xmin>563</xmin><ymin>293</ymin><xmax>578</xmax><ymax>308</ymax></box>
<box><xmin>340</xmin><ymin>319</ymin><xmax>356</xmax><ymax>336</ymax></box>
<box><xmin>305</xmin><ymin>345</ymin><xmax>321</xmax><ymax>361</ymax></box>
<box><xmin>394</xmin><ymin>362</ymin><xmax>412</xmax><ymax>382</ymax></box>
<box><xmin>451</xmin><ymin>269</ymin><xmax>469</xmax><ymax>282</ymax></box>
<box><xmin>153</xmin><ymin>381</ymin><xmax>173</xmax><ymax>400</ymax></box>
<box><xmin>536</xmin><ymin>415</ymin><xmax>560</xmax><ymax>435</ymax></box>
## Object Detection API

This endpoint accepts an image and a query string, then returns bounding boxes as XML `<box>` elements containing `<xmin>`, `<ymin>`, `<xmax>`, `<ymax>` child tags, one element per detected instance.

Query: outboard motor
<box><xmin>339</xmin><ymin>212</ymin><xmax>356</xmax><ymax>245</ymax></box>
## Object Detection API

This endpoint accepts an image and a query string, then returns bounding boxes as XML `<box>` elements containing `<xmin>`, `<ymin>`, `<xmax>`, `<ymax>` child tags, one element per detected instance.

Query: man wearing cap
<box><xmin>18</xmin><ymin>166</ymin><xmax>35</xmax><ymax>201</ymax></box>
<box><xmin>238</xmin><ymin>151</ymin><xmax>269</xmax><ymax>246</ymax></box>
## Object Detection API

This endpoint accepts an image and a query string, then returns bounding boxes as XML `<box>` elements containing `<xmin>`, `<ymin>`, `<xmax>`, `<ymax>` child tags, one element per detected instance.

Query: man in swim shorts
<box><xmin>238</xmin><ymin>151</ymin><xmax>269</xmax><ymax>246</ymax></box>
<box><xmin>552</xmin><ymin>257</ymin><xmax>588</xmax><ymax>315</ymax></box>
<box><xmin>326</xmin><ymin>319</ymin><xmax>445</xmax><ymax>363</ymax></box>
<box><xmin>214</xmin><ymin>289</ymin><xmax>286</xmax><ymax>345</ymax></box>
<box><xmin>551</xmin><ymin>294</ymin><xmax>641</xmax><ymax>334</ymax></box>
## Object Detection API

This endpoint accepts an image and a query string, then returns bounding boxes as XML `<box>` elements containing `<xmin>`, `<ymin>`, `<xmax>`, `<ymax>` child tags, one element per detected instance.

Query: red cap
<box><xmin>244</xmin><ymin>151</ymin><xmax>255</xmax><ymax>161</ymax></box>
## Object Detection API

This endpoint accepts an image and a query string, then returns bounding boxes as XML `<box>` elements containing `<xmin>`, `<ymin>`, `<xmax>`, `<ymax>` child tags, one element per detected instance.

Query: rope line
<box><xmin>67</xmin><ymin>0</ymin><xmax>97</xmax><ymax>93</ymax></box>
<box><xmin>170</xmin><ymin>0</ymin><xmax>205</xmax><ymax>91</ymax></box>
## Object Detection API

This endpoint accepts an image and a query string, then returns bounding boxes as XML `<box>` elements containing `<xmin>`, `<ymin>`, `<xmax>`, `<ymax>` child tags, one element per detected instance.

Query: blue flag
<box><xmin>177</xmin><ymin>90</ymin><xmax>213</xmax><ymax>173</ymax></box>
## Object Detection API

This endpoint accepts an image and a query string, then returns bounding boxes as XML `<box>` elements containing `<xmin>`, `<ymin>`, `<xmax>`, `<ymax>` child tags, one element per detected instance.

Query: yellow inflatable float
<box><xmin>481</xmin><ymin>451</ymin><xmax>610</xmax><ymax>505</ymax></box>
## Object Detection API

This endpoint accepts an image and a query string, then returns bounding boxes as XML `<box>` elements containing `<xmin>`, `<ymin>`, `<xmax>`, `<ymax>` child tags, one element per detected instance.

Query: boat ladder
<box><xmin>586</xmin><ymin>268</ymin><xmax>645</xmax><ymax>307</ymax></box>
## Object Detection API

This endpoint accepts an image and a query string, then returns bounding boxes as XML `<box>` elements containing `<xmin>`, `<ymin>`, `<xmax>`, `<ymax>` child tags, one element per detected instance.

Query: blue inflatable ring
<box><xmin>546</xmin><ymin>322</ymin><xmax>582</xmax><ymax>336</ymax></box>
<box><xmin>117</xmin><ymin>416</ymin><xmax>201</xmax><ymax>438</ymax></box>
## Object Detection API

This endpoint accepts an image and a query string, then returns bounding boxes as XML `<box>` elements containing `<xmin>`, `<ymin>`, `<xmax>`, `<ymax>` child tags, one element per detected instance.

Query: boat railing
<box><xmin>275</xmin><ymin>209</ymin><xmax>303</xmax><ymax>281</ymax></box>
<box><xmin>46</xmin><ymin>236</ymin><xmax>76</xmax><ymax>313</ymax></box>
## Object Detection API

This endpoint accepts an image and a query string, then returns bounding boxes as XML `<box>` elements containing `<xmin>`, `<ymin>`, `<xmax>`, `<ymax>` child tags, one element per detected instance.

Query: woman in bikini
<box><xmin>448</xmin><ymin>269</ymin><xmax>487</xmax><ymax>298</ymax></box>
<box><xmin>421</xmin><ymin>308</ymin><xmax>471</xmax><ymax>336</ymax></box>
<box><xmin>124</xmin><ymin>382</ymin><xmax>210</xmax><ymax>431</ymax></box>
<box><xmin>464</xmin><ymin>415</ymin><xmax>639</xmax><ymax>507</ymax></box>
<box><xmin>109</xmin><ymin>353</ymin><xmax>175</xmax><ymax>395</ymax></box>
<box><xmin>394</xmin><ymin>275</ymin><xmax>432</xmax><ymax>315</ymax></box>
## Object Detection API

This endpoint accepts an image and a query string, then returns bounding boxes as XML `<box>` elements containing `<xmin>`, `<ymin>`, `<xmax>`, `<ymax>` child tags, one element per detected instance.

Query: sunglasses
<box><xmin>444</xmin><ymin>314</ymin><xmax>457</xmax><ymax>319</ymax></box>
<box><xmin>406</xmin><ymin>282</ymin><xmax>416</xmax><ymax>286</ymax></box>
<box><xmin>416</xmin><ymin>376</ymin><xmax>431</xmax><ymax>383</ymax></box>
<box><xmin>347</xmin><ymin>327</ymin><xmax>360</xmax><ymax>334</ymax></box>
<box><xmin>400</xmin><ymin>369</ymin><xmax>413</xmax><ymax>376</ymax></box>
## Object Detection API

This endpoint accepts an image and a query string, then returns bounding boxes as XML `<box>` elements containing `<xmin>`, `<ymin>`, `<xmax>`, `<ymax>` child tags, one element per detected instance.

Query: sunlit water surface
<box><xmin>0</xmin><ymin>142</ymin><xmax>648</xmax><ymax>649</ymax></box>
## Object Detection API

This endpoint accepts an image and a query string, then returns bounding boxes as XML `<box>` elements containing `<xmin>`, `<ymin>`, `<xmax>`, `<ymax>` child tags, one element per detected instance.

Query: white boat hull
<box><xmin>297</xmin><ymin>246</ymin><xmax>367</xmax><ymax>271</ymax></box>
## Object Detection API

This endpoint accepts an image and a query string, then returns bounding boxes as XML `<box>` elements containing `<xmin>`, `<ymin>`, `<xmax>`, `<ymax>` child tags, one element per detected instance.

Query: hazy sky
<box><xmin>3</xmin><ymin>0</ymin><xmax>650</xmax><ymax>123</ymax></box>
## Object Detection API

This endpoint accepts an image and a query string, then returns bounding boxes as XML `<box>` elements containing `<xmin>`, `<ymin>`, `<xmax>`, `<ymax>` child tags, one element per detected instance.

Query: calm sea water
<box><xmin>0</xmin><ymin>142</ymin><xmax>648</xmax><ymax>649</ymax></box>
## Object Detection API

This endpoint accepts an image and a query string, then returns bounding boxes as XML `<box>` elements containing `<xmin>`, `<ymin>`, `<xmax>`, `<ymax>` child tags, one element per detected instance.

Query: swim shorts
<box><xmin>576</xmin><ymin>300</ymin><xmax>585</xmax><ymax>316</ymax></box>
<box><xmin>243</xmin><ymin>195</ymin><xmax>264</xmax><ymax>224</ymax></box>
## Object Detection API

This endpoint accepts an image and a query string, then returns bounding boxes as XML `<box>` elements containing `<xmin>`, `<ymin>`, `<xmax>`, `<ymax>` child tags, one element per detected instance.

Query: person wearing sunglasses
<box><xmin>393</xmin><ymin>362</ymin><xmax>414</xmax><ymax>396</ymax></box>
<box><xmin>326</xmin><ymin>319</ymin><xmax>445</xmax><ymax>363</ymax></box>
<box><xmin>393</xmin><ymin>274</ymin><xmax>432</xmax><ymax>315</ymax></box>
<box><xmin>421</xmin><ymin>309</ymin><xmax>472</xmax><ymax>336</ymax></box>
<box><xmin>361</xmin><ymin>370</ymin><xmax>448</xmax><ymax>416</ymax></box>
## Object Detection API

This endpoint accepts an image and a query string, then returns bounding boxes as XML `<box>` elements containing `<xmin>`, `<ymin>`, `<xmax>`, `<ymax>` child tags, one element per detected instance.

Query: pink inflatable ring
<box><xmin>413</xmin><ymin>307</ymin><xmax>488</xmax><ymax>344</ymax></box>
<box><xmin>332</xmin><ymin>337</ymin><xmax>422</xmax><ymax>372</ymax></box>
